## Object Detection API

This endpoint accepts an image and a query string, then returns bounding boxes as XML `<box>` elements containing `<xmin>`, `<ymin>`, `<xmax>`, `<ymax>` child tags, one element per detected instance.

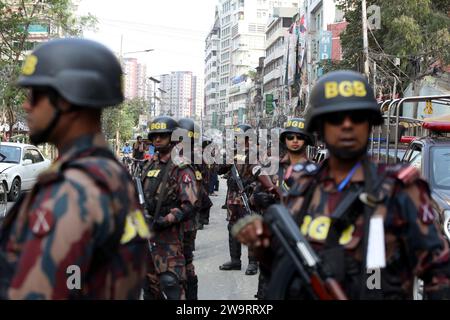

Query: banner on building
<box><xmin>287</xmin><ymin>33</ymin><xmax>298</xmax><ymax>86</ymax></box>
<box><xmin>266</xmin><ymin>94</ymin><xmax>274</xmax><ymax>115</ymax></box>
<box><xmin>319</xmin><ymin>31</ymin><xmax>332</xmax><ymax>60</ymax></box>
<box><xmin>212</xmin><ymin>112</ymin><xmax>217</xmax><ymax>127</ymax></box>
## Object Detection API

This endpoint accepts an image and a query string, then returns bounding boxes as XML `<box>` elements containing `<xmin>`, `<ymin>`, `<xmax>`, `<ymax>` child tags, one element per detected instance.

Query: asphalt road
<box><xmin>195</xmin><ymin>178</ymin><xmax>258</xmax><ymax>300</ymax></box>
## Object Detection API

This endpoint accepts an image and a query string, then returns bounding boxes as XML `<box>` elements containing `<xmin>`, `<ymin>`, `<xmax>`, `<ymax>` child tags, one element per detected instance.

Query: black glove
<box><xmin>152</xmin><ymin>216</ymin><xmax>171</xmax><ymax>231</ymax></box>
<box><xmin>252</xmin><ymin>192</ymin><xmax>276</xmax><ymax>209</ymax></box>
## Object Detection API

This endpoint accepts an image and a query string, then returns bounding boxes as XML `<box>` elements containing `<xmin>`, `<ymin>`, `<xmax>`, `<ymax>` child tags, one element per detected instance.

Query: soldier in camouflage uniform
<box><xmin>176</xmin><ymin>118</ymin><xmax>202</xmax><ymax>300</ymax></box>
<box><xmin>198</xmin><ymin>135</ymin><xmax>214</xmax><ymax>229</ymax></box>
<box><xmin>248</xmin><ymin>118</ymin><xmax>314</xmax><ymax>299</ymax></box>
<box><xmin>218</xmin><ymin>124</ymin><xmax>260</xmax><ymax>276</ymax></box>
<box><xmin>0</xmin><ymin>38</ymin><xmax>150</xmax><ymax>300</ymax></box>
<box><xmin>142</xmin><ymin>116</ymin><xmax>199</xmax><ymax>300</ymax></box>
<box><xmin>235</xmin><ymin>70</ymin><xmax>450</xmax><ymax>299</ymax></box>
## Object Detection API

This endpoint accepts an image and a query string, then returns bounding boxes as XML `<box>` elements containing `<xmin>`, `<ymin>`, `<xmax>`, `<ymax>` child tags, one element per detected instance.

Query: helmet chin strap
<box><xmin>29</xmin><ymin>108</ymin><xmax>62</xmax><ymax>145</ymax></box>
<box><xmin>29</xmin><ymin>96</ymin><xmax>76</xmax><ymax>146</ymax></box>
<box><xmin>327</xmin><ymin>143</ymin><xmax>368</xmax><ymax>161</ymax></box>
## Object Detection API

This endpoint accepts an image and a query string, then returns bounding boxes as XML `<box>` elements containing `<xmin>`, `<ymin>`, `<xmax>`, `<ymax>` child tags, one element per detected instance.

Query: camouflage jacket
<box><xmin>217</xmin><ymin>153</ymin><xmax>260</xmax><ymax>207</ymax></box>
<box><xmin>0</xmin><ymin>134</ymin><xmax>149</xmax><ymax>300</ymax></box>
<box><xmin>141</xmin><ymin>150</ymin><xmax>200</xmax><ymax>231</ymax></box>
<box><xmin>277</xmin><ymin>158</ymin><xmax>450</xmax><ymax>299</ymax></box>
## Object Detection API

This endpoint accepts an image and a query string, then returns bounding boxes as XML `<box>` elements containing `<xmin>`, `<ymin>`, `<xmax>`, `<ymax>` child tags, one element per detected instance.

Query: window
<box><xmin>431</xmin><ymin>147</ymin><xmax>450</xmax><ymax>189</ymax></box>
<box><xmin>29</xmin><ymin>149</ymin><xmax>44</xmax><ymax>163</ymax></box>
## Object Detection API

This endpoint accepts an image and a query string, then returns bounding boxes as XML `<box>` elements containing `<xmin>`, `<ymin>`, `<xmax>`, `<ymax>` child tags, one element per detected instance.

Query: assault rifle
<box><xmin>230</xmin><ymin>164</ymin><xmax>252</xmax><ymax>215</ymax></box>
<box><xmin>264</xmin><ymin>204</ymin><xmax>348</xmax><ymax>300</ymax></box>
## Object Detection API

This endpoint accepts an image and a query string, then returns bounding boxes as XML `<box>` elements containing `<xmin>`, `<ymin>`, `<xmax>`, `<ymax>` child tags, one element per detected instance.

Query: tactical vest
<box><xmin>269</xmin><ymin>160</ymin><xmax>411</xmax><ymax>300</ymax></box>
<box><xmin>0</xmin><ymin>147</ymin><xmax>143</xmax><ymax>299</ymax></box>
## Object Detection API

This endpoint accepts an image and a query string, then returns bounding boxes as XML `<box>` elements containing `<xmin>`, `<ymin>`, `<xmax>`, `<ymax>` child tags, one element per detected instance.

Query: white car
<box><xmin>0</xmin><ymin>142</ymin><xmax>51</xmax><ymax>201</ymax></box>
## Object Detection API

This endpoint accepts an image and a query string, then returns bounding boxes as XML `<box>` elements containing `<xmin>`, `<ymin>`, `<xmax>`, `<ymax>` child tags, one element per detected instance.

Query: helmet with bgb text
<box><xmin>147</xmin><ymin>115</ymin><xmax>178</xmax><ymax>140</ymax></box>
<box><xmin>178</xmin><ymin>118</ymin><xmax>201</xmax><ymax>142</ymax></box>
<box><xmin>280</xmin><ymin>118</ymin><xmax>314</xmax><ymax>146</ymax></box>
<box><xmin>305</xmin><ymin>70</ymin><xmax>382</xmax><ymax>133</ymax></box>
<box><xmin>17</xmin><ymin>38</ymin><xmax>124</xmax><ymax>108</ymax></box>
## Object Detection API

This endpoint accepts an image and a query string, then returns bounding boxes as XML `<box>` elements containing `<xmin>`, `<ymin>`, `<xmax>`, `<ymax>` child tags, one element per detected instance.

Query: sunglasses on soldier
<box><xmin>323</xmin><ymin>111</ymin><xmax>369</xmax><ymax>126</ymax></box>
<box><xmin>285</xmin><ymin>134</ymin><xmax>303</xmax><ymax>141</ymax></box>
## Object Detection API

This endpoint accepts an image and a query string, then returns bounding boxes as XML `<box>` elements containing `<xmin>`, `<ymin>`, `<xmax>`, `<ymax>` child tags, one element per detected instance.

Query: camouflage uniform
<box><xmin>265</xmin><ymin>158</ymin><xmax>450</xmax><ymax>299</ymax></box>
<box><xmin>249</xmin><ymin>154</ymin><xmax>293</xmax><ymax>299</ymax></box>
<box><xmin>217</xmin><ymin>153</ymin><xmax>260</xmax><ymax>273</ymax></box>
<box><xmin>0</xmin><ymin>134</ymin><xmax>149</xmax><ymax>299</ymax></box>
<box><xmin>142</xmin><ymin>151</ymin><xmax>199</xmax><ymax>300</ymax></box>
<box><xmin>198</xmin><ymin>164</ymin><xmax>213</xmax><ymax>227</ymax></box>
<box><xmin>181</xmin><ymin>164</ymin><xmax>203</xmax><ymax>300</ymax></box>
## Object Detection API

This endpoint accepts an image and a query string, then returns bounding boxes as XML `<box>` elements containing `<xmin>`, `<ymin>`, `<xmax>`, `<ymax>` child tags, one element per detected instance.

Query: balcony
<box><xmin>266</xmin><ymin>28</ymin><xmax>286</xmax><ymax>46</ymax></box>
<box><xmin>263</xmin><ymin>68</ymin><xmax>282</xmax><ymax>85</ymax></box>
<box><xmin>264</xmin><ymin>45</ymin><xmax>285</xmax><ymax>65</ymax></box>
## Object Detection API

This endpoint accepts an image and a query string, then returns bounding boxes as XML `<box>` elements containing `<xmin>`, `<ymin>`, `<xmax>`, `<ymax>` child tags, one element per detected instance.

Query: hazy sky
<box><xmin>77</xmin><ymin>0</ymin><xmax>217</xmax><ymax>78</ymax></box>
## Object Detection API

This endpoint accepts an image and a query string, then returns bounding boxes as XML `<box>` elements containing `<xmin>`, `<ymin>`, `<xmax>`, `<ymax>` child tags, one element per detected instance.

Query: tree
<box><xmin>101</xmin><ymin>98</ymin><xmax>149</xmax><ymax>148</ymax></box>
<box><xmin>335</xmin><ymin>0</ymin><xmax>450</xmax><ymax>110</ymax></box>
<box><xmin>0</xmin><ymin>0</ymin><xmax>97</xmax><ymax>138</ymax></box>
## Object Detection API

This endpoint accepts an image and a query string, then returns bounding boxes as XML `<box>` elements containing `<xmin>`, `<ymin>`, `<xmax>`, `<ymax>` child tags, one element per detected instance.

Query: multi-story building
<box><xmin>204</xmin><ymin>8</ymin><xmax>221</xmax><ymax>131</ymax></box>
<box><xmin>263</xmin><ymin>7</ymin><xmax>298</xmax><ymax>115</ymax></box>
<box><xmin>160</xmin><ymin>71</ymin><xmax>199</xmax><ymax>119</ymax></box>
<box><xmin>214</xmin><ymin>0</ymin><xmax>300</xmax><ymax>129</ymax></box>
<box><xmin>192</xmin><ymin>76</ymin><xmax>205</xmax><ymax>121</ymax></box>
<box><xmin>305</xmin><ymin>0</ymin><xmax>339</xmax><ymax>83</ymax></box>
<box><xmin>123</xmin><ymin>58</ymin><xmax>148</xmax><ymax>100</ymax></box>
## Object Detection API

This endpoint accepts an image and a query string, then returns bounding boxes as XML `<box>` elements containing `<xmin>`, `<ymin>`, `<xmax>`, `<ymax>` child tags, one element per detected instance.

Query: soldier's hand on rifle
<box><xmin>252</xmin><ymin>192</ymin><xmax>276</xmax><ymax>209</ymax></box>
<box><xmin>164</xmin><ymin>211</ymin><xmax>177</xmax><ymax>223</ymax></box>
<box><xmin>232</xmin><ymin>215</ymin><xmax>271</xmax><ymax>248</ymax></box>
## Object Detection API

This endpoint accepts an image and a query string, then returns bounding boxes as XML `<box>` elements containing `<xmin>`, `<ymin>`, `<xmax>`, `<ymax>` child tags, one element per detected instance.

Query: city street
<box><xmin>196</xmin><ymin>178</ymin><xmax>258</xmax><ymax>300</ymax></box>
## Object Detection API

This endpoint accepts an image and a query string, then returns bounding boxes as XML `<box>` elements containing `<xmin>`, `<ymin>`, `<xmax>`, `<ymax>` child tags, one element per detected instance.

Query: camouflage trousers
<box><xmin>227</xmin><ymin>205</ymin><xmax>255</xmax><ymax>262</ymax></box>
<box><xmin>144</xmin><ymin>224</ymin><xmax>186</xmax><ymax>300</ymax></box>
<box><xmin>183</xmin><ymin>229</ymin><xmax>197</xmax><ymax>278</ymax></box>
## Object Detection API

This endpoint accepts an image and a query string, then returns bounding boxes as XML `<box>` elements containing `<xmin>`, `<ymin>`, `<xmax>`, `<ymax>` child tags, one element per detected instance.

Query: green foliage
<box><xmin>0</xmin><ymin>0</ymin><xmax>97</xmax><ymax>136</ymax></box>
<box><xmin>102</xmin><ymin>98</ymin><xmax>149</xmax><ymax>143</ymax></box>
<box><xmin>337</xmin><ymin>0</ymin><xmax>450</xmax><ymax>95</ymax></box>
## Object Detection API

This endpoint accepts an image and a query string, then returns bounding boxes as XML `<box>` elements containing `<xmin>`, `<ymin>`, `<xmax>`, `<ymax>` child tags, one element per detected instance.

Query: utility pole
<box><xmin>115</xmin><ymin>34</ymin><xmax>124</xmax><ymax>156</ymax></box>
<box><xmin>362</xmin><ymin>0</ymin><xmax>370</xmax><ymax>78</ymax></box>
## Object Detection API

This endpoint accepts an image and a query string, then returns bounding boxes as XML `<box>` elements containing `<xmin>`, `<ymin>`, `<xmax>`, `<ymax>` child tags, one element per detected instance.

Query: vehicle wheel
<box><xmin>0</xmin><ymin>182</ymin><xmax>7</xmax><ymax>218</ymax></box>
<box><xmin>8</xmin><ymin>177</ymin><xmax>21</xmax><ymax>202</ymax></box>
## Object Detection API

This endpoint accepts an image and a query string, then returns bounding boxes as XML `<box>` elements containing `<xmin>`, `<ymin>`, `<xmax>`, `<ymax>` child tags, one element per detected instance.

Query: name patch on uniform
<box><xmin>324</xmin><ymin>80</ymin><xmax>367</xmax><ymax>99</ymax></box>
<box><xmin>147</xmin><ymin>169</ymin><xmax>161</xmax><ymax>177</ymax></box>
<box><xmin>300</xmin><ymin>215</ymin><xmax>355</xmax><ymax>245</ymax></box>
<box><xmin>29</xmin><ymin>208</ymin><xmax>54</xmax><ymax>237</ymax></box>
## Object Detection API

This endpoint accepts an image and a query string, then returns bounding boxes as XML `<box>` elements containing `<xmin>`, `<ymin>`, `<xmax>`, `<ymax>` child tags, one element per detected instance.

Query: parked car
<box><xmin>0</xmin><ymin>142</ymin><xmax>51</xmax><ymax>201</ymax></box>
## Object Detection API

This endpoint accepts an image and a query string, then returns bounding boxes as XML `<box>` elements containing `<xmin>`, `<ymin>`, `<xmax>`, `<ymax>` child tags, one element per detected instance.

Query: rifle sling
<box><xmin>152</xmin><ymin>159</ymin><xmax>172</xmax><ymax>224</ymax></box>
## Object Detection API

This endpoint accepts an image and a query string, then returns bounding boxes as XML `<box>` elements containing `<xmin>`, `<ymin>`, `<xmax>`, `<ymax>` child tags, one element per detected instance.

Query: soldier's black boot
<box><xmin>220</xmin><ymin>225</ymin><xmax>241</xmax><ymax>270</ymax></box>
<box><xmin>219</xmin><ymin>259</ymin><xmax>242</xmax><ymax>270</ymax></box>
<box><xmin>186</xmin><ymin>275</ymin><xmax>198</xmax><ymax>300</ymax></box>
<box><xmin>245</xmin><ymin>260</ymin><xmax>258</xmax><ymax>275</ymax></box>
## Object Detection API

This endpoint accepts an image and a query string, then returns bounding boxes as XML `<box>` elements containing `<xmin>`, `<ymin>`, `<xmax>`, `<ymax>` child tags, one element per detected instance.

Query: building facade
<box><xmin>204</xmin><ymin>8</ymin><xmax>221</xmax><ymax>131</ymax></box>
<box><xmin>159</xmin><ymin>71</ymin><xmax>202</xmax><ymax>119</ymax></box>
<box><xmin>212</xmin><ymin>0</ymin><xmax>300</xmax><ymax>129</ymax></box>
<box><xmin>123</xmin><ymin>57</ymin><xmax>148</xmax><ymax>100</ymax></box>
